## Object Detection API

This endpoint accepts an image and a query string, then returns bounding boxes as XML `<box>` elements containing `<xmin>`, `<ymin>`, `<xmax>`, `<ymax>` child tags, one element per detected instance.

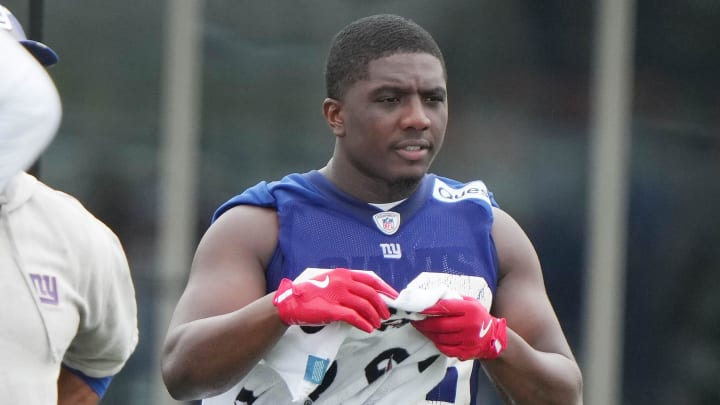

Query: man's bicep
<box><xmin>491</xmin><ymin>208</ymin><xmax>574</xmax><ymax>357</ymax></box>
<box><xmin>494</xmin><ymin>264</ymin><xmax>570</xmax><ymax>355</ymax></box>
<box><xmin>169</xmin><ymin>205</ymin><xmax>278</xmax><ymax>327</ymax></box>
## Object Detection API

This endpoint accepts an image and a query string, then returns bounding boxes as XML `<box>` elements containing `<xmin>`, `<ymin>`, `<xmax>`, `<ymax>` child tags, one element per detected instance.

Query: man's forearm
<box><xmin>58</xmin><ymin>366</ymin><xmax>101</xmax><ymax>405</ymax></box>
<box><xmin>482</xmin><ymin>329</ymin><xmax>583</xmax><ymax>404</ymax></box>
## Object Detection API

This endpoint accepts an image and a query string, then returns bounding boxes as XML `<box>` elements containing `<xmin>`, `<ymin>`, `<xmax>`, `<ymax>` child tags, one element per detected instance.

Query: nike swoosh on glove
<box><xmin>411</xmin><ymin>296</ymin><xmax>507</xmax><ymax>361</ymax></box>
<box><xmin>273</xmin><ymin>268</ymin><xmax>399</xmax><ymax>333</ymax></box>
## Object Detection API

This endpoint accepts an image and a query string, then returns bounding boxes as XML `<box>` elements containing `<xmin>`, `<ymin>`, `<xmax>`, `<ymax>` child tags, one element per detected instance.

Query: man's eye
<box><xmin>425</xmin><ymin>95</ymin><xmax>445</xmax><ymax>103</ymax></box>
<box><xmin>379</xmin><ymin>97</ymin><xmax>400</xmax><ymax>103</ymax></box>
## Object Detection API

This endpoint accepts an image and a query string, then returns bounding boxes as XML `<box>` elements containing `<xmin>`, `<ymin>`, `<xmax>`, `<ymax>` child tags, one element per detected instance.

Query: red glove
<box><xmin>273</xmin><ymin>268</ymin><xmax>399</xmax><ymax>333</ymax></box>
<box><xmin>412</xmin><ymin>296</ymin><xmax>507</xmax><ymax>361</ymax></box>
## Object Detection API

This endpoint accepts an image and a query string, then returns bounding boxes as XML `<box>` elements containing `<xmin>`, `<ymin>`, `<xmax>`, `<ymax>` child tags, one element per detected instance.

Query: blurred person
<box><xmin>0</xmin><ymin>5</ymin><xmax>138</xmax><ymax>404</ymax></box>
<box><xmin>162</xmin><ymin>14</ymin><xmax>581</xmax><ymax>404</ymax></box>
<box><xmin>0</xmin><ymin>5</ymin><xmax>59</xmax><ymax>191</ymax></box>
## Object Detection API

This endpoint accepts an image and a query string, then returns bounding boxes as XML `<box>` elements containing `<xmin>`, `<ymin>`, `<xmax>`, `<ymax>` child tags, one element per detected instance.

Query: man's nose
<box><xmin>400</xmin><ymin>97</ymin><xmax>431</xmax><ymax>130</ymax></box>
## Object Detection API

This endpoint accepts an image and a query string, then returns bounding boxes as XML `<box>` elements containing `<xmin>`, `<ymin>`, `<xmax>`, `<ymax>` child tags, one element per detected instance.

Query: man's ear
<box><xmin>322</xmin><ymin>98</ymin><xmax>345</xmax><ymax>136</ymax></box>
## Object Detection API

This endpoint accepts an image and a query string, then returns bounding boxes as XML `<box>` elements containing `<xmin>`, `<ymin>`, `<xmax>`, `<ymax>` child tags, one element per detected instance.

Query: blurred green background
<box><xmin>4</xmin><ymin>0</ymin><xmax>719</xmax><ymax>404</ymax></box>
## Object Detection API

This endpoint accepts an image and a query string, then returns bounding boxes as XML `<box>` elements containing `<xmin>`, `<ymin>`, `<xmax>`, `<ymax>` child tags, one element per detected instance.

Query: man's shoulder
<box><xmin>212</xmin><ymin>171</ymin><xmax>315</xmax><ymax>222</ymax></box>
<box><xmin>24</xmin><ymin>177</ymin><xmax>122</xmax><ymax>247</ymax></box>
<box><xmin>35</xmin><ymin>181</ymin><xmax>106</xmax><ymax>222</ymax></box>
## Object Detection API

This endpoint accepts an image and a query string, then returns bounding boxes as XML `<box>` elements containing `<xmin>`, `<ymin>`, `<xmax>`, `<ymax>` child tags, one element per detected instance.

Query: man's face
<box><xmin>331</xmin><ymin>52</ymin><xmax>448</xmax><ymax>188</ymax></box>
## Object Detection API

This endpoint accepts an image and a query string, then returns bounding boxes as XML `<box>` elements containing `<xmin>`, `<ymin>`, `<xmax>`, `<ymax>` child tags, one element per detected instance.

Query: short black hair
<box><xmin>324</xmin><ymin>14</ymin><xmax>446</xmax><ymax>100</ymax></box>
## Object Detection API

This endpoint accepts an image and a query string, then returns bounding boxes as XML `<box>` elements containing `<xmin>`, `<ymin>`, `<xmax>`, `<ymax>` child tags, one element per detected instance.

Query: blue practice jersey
<box><xmin>213</xmin><ymin>171</ymin><xmax>501</xmax><ymax>404</ymax></box>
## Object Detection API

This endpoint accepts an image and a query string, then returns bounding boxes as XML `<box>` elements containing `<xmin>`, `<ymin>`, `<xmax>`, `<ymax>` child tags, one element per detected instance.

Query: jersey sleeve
<box><xmin>61</xmin><ymin>217</ymin><xmax>139</xmax><ymax>378</ymax></box>
<box><xmin>212</xmin><ymin>180</ymin><xmax>276</xmax><ymax>222</ymax></box>
<box><xmin>62</xmin><ymin>366</ymin><xmax>113</xmax><ymax>398</ymax></box>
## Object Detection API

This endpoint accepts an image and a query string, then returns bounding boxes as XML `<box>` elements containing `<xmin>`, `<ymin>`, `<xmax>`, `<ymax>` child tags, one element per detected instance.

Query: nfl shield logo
<box><xmin>372</xmin><ymin>211</ymin><xmax>401</xmax><ymax>235</ymax></box>
<box><xmin>382</xmin><ymin>217</ymin><xmax>393</xmax><ymax>230</ymax></box>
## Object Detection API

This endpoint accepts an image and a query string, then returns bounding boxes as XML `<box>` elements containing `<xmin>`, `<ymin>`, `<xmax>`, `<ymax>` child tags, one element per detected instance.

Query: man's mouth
<box><xmin>395</xmin><ymin>144</ymin><xmax>429</xmax><ymax>161</ymax></box>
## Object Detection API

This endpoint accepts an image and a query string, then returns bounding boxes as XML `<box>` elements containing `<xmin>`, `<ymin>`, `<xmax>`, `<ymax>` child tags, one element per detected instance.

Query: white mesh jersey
<box><xmin>204</xmin><ymin>270</ymin><xmax>491</xmax><ymax>405</ymax></box>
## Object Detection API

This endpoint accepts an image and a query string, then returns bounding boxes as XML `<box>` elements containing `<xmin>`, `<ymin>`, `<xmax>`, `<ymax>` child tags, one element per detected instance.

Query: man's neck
<box><xmin>319</xmin><ymin>162</ymin><xmax>422</xmax><ymax>203</ymax></box>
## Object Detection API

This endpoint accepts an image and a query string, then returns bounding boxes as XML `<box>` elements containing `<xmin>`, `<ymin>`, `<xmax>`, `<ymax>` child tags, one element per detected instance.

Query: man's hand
<box><xmin>273</xmin><ymin>268</ymin><xmax>399</xmax><ymax>333</ymax></box>
<box><xmin>412</xmin><ymin>296</ymin><xmax>507</xmax><ymax>361</ymax></box>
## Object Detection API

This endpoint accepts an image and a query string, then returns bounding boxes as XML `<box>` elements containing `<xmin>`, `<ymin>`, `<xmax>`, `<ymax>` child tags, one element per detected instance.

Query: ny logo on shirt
<box><xmin>29</xmin><ymin>273</ymin><xmax>59</xmax><ymax>305</ymax></box>
<box><xmin>380</xmin><ymin>243</ymin><xmax>402</xmax><ymax>259</ymax></box>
